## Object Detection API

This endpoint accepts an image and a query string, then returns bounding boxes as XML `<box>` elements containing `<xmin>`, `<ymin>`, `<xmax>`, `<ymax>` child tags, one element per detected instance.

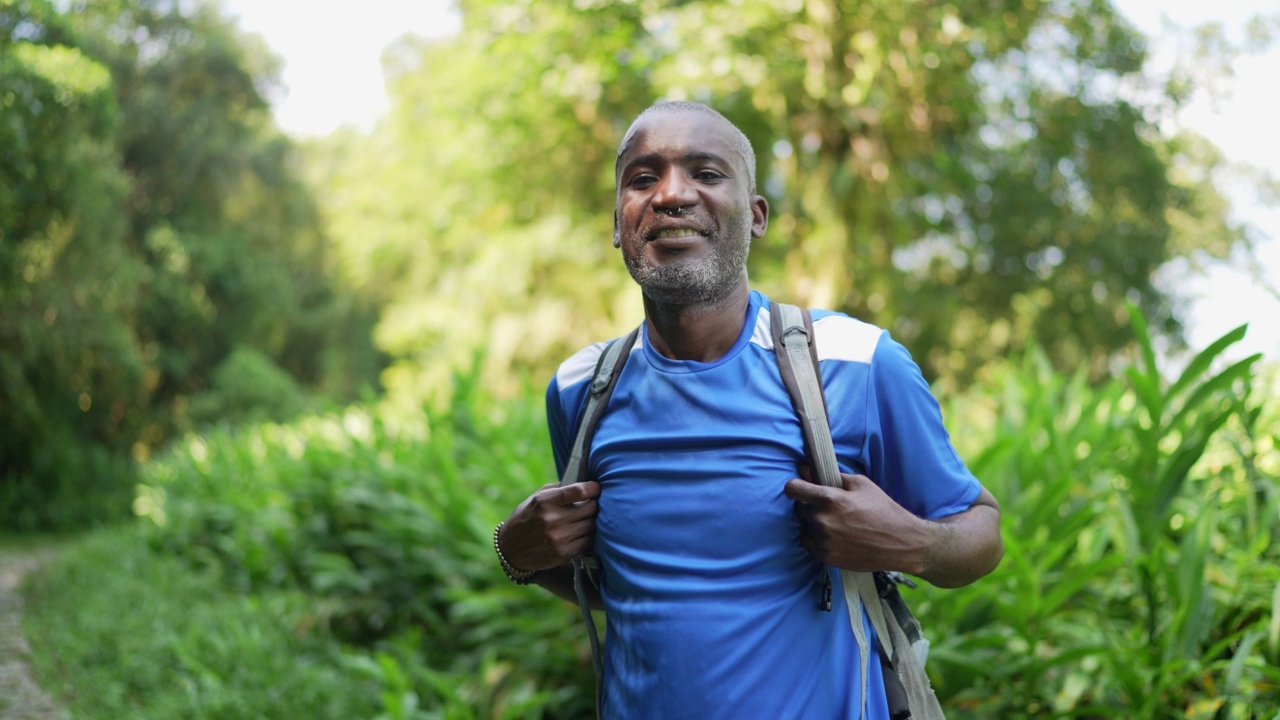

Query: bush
<box><xmin>138</xmin><ymin>369</ymin><xmax>595</xmax><ymax>718</ymax></box>
<box><xmin>186</xmin><ymin>346</ymin><xmax>317</xmax><ymax>427</ymax></box>
<box><xmin>0</xmin><ymin>424</ymin><xmax>135</xmax><ymax>532</ymax></box>
<box><xmin>23</xmin><ymin>525</ymin><xmax>383</xmax><ymax>720</ymax></box>
<box><xmin>921</xmin><ymin>315</ymin><xmax>1280</xmax><ymax>717</ymax></box>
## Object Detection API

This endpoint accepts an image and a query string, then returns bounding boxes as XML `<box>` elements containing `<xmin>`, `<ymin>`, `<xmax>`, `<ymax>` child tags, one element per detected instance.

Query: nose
<box><xmin>652</xmin><ymin>170</ymin><xmax>697</xmax><ymax>212</ymax></box>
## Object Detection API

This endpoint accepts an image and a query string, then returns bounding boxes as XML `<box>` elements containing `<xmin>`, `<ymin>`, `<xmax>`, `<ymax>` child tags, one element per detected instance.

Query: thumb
<box><xmin>841</xmin><ymin>472</ymin><xmax>876</xmax><ymax>493</ymax></box>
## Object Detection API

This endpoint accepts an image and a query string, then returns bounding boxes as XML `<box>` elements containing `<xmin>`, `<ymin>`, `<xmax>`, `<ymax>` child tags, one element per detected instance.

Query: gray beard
<box><xmin>624</xmin><ymin>235</ymin><xmax>750</xmax><ymax>309</ymax></box>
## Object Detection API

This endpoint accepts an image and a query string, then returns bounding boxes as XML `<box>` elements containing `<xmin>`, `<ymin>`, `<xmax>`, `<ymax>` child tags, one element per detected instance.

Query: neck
<box><xmin>642</xmin><ymin>281</ymin><xmax>750</xmax><ymax>362</ymax></box>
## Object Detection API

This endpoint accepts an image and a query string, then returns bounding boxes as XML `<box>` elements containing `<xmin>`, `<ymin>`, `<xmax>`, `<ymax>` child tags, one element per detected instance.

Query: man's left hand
<box><xmin>784</xmin><ymin>468</ymin><xmax>1004</xmax><ymax>587</ymax></box>
<box><xmin>784</xmin><ymin>468</ymin><xmax>931</xmax><ymax>576</ymax></box>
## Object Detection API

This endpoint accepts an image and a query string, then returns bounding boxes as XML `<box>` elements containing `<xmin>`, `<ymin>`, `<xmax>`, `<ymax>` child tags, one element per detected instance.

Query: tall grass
<box><xmin>134</xmin><ymin>369</ymin><xmax>594</xmax><ymax>719</ymax></box>
<box><xmin>925</xmin><ymin>313</ymin><xmax>1279</xmax><ymax>717</ymax></box>
<box><xmin>24</xmin><ymin>525</ymin><xmax>383</xmax><ymax>719</ymax></box>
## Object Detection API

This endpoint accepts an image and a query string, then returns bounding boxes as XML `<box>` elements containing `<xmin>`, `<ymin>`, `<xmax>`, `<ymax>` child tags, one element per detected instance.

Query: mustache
<box><xmin>642</xmin><ymin>212</ymin><xmax>712</xmax><ymax>240</ymax></box>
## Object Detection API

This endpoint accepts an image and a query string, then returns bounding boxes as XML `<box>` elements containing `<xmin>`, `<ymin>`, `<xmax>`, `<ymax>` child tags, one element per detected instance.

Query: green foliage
<box><xmin>921</xmin><ymin>316</ymin><xmax>1278</xmax><ymax>717</ymax></box>
<box><xmin>22</xmin><ymin>525</ymin><xmax>383</xmax><ymax>719</ymax></box>
<box><xmin>0</xmin><ymin>0</ymin><xmax>145</xmax><ymax>530</ymax></box>
<box><xmin>0</xmin><ymin>425</ymin><xmax>136</xmax><ymax>530</ymax></box>
<box><xmin>137</xmin><ymin>369</ymin><xmax>594</xmax><ymax>718</ymax></box>
<box><xmin>107</xmin><ymin>317</ymin><xmax>1279</xmax><ymax>717</ymax></box>
<box><xmin>7</xmin><ymin>0</ymin><xmax>1272</xmax><ymax>712</ymax></box>
<box><xmin>0</xmin><ymin>0</ymin><xmax>383</xmax><ymax>530</ymax></box>
<box><xmin>311</xmin><ymin>0</ymin><xmax>1249</xmax><ymax>403</ymax></box>
<box><xmin>186</xmin><ymin>345</ymin><xmax>317</xmax><ymax>426</ymax></box>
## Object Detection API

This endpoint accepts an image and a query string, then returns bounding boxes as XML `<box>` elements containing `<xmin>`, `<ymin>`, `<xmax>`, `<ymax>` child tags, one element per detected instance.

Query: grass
<box><xmin>21</xmin><ymin>523</ymin><xmax>383</xmax><ymax>720</ymax></box>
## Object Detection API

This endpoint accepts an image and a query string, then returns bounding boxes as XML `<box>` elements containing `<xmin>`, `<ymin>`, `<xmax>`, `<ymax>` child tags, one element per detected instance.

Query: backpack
<box><xmin>558</xmin><ymin>301</ymin><xmax>945</xmax><ymax>720</ymax></box>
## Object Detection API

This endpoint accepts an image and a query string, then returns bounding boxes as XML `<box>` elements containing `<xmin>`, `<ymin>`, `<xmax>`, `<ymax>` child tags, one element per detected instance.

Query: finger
<box><xmin>797</xmin><ymin>464</ymin><xmax>813</xmax><ymax>483</ymax></box>
<box><xmin>784</xmin><ymin>478</ymin><xmax>830</xmax><ymax>504</ymax></box>
<box><xmin>551</xmin><ymin>519</ymin><xmax>597</xmax><ymax>549</ymax></box>
<box><xmin>559</xmin><ymin>498</ymin><xmax>600</xmax><ymax>523</ymax></box>
<box><xmin>543</xmin><ymin>481</ymin><xmax>601</xmax><ymax>506</ymax></box>
<box><xmin>840</xmin><ymin>472</ymin><xmax>876</xmax><ymax>493</ymax></box>
<box><xmin>797</xmin><ymin>533</ymin><xmax>819</xmax><ymax>559</ymax></box>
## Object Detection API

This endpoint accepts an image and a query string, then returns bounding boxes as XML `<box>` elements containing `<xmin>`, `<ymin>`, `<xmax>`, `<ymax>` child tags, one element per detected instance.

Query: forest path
<box><xmin>0</xmin><ymin>547</ymin><xmax>68</xmax><ymax>720</ymax></box>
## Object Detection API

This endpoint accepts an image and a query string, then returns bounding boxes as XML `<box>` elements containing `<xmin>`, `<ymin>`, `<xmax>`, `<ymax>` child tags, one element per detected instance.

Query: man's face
<box><xmin>614</xmin><ymin>110</ymin><xmax>768</xmax><ymax>308</ymax></box>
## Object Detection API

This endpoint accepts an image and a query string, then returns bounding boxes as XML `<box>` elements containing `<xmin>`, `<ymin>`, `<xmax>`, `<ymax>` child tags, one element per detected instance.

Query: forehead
<box><xmin>617</xmin><ymin>110</ymin><xmax>745</xmax><ymax>173</ymax></box>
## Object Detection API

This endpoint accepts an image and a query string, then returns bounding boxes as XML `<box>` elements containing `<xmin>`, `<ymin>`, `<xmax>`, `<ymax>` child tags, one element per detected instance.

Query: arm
<box><xmin>784</xmin><ymin>472</ymin><xmax>1002</xmax><ymax>588</ymax></box>
<box><xmin>496</xmin><ymin>481</ymin><xmax>604</xmax><ymax>608</ymax></box>
<box><xmin>786</xmin><ymin>328</ymin><xmax>1003</xmax><ymax>587</ymax></box>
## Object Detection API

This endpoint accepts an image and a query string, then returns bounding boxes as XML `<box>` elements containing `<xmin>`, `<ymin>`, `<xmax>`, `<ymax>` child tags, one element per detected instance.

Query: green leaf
<box><xmin>1126</xmin><ymin>302</ymin><xmax>1161</xmax><ymax>390</ymax></box>
<box><xmin>1040</xmin><ymin>553</ymin><xmax>1126</xmax><ymax>616</ymax></box>
<box><xmin>1152</xmin><ymin>409</ymin><xmax>1234</xmax><ymax>519</ymax></box>
<box><xmin>1125</xmin><ymin>365</ymin><xmax>1164</xmax><ymax>425</ymax></box>
<box><xmin>1167</xmin><ymin>323</ymin><xmax>1248</xmax><ymax>401</ymax></box>
<box><xmin>1166</xmin><ymin>354</ymin><xmax>1260</xmax><ymax>433</ymax></box>
<box><xmin>1224</xmin><ymin>629</ymin><xmax>1264</xmax><ymax>698</ymax></box>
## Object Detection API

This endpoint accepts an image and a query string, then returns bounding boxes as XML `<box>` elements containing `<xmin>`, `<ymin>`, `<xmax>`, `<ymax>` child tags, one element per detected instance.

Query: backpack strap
<box><xmin>561</xmin><ymin>326</ymin><xmax>641</xmax><ymax>488</ymax></box>
<box><xmin>770</xmin><ymin>301</ymin><xmax>946</xmax><ymax>720</ymax></box>
<box><xmin>770</xmin><ymin>301</ymin><xmax>898</xmax><ymax>720</ymax></box>
<box><xmin>558</xmin><ymin>325</ymin><xmax>641</xmax><ymax>720</ymax></box>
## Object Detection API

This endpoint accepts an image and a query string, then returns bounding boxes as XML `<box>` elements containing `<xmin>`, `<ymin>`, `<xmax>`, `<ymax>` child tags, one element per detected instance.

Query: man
<box><xmin>495</xmin><ymin>101</ymin><xmax>1003</xmax><ymax>719</ymax></box>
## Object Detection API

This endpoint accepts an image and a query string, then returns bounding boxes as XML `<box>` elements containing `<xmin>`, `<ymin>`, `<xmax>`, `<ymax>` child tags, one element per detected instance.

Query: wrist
<box><xmin>910</xmin><ymin>517</ymin><xmax>950</xmax><ymax>580</ymax></box>
<box><xmin>898</xmin><ymin>514</ymin><xmax>936</xmax><ymax>578</ymax></box>
<box><xmin>494</xmin><ymin>521</ymin><xmax>538</xmax><ymax>585</ymax></box>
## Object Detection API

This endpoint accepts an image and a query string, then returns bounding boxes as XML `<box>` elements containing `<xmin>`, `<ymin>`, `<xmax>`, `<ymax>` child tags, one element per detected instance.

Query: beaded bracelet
<box><xmin>493</xmin><ymin>521</ymin><xmax>538</xmax><ymax>585</ymax></box>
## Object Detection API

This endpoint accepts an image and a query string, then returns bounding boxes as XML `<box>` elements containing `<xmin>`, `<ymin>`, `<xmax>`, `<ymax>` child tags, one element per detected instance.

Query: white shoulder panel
<box><xmin>749</xmin><ymin>304</ymin><xmax>775</xmax><ymax>350</ymax></box>
<box><xmin>813</xmin><ymin>314</ymin><xmax>882</xmax><ymax>365</ymax></box>
<box><xmin>555</xmin><ymin>342</ymin><xmax>606</xmax><ymax>390</ymax></box>
<box><xmin>554</xmin><ymin>332</ymin><xmax>643</xmax><ymax>389</ymax></box>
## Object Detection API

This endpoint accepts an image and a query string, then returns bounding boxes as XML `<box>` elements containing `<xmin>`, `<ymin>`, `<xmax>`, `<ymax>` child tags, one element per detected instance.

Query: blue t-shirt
<box><xmin>546</xmin><ymin>291</ymin><xmax>980</xmax><ymax>720</ymax></box>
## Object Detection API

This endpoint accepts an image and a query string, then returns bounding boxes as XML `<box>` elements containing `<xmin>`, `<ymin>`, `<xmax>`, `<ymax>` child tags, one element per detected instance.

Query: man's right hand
<box><xmin>498</xmin><ymin>481</ymin><xmax>601</xmax><ymax>573</ymax></box>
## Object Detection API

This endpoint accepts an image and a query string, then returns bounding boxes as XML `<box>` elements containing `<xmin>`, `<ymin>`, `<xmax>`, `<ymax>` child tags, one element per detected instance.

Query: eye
<box><xmin>629</xmin><ymin>173</ymin><xmax>657</xmax><ymax>189</ymax></box>
<box><xmin>694</xmin><ymin>170</ymin><xmax>726</xmax><ymax>183</ymax></box>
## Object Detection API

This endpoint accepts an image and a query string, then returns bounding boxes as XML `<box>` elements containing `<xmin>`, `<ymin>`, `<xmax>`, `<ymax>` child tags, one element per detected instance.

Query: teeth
<box><xmin>655</xmin><ymin>229</ymin><xmax>701</xmax><ymax>238</ymax></box>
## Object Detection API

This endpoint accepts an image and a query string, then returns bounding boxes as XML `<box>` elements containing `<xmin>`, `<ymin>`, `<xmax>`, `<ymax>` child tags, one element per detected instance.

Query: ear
<box><xmin>613</xmin><ymin>209</ymin><xmax>622</xmax><ymax>248</ymax></box>
<box><xmin>750</xmin><ymin>194</ymin><xmax>769</xmax><ymax>239</ymax></box>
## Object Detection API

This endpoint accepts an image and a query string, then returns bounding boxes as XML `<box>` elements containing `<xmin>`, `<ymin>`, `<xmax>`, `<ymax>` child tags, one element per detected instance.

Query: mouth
<box><xmin>646</xmin><ymin>223</ymin><xmax>709</xmax><ymax>243</ymax></box>
<box><xmin>652</xmin><ymin>228</ymin><xmax>705</xmax><ymax>240</ymax></box>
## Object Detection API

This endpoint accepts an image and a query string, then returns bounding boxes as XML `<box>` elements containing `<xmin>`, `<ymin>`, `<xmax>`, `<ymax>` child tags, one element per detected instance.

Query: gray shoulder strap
<box><xmin>771</xmin><ymin>302</ymin><xmax>842</xmax><ymax>490</ymax></box>
<box><xmin>769</xmin><ymin>301</ymin><xmax>893</xmax><ymax>720</ymax></box>
<box><xmin>557</xmin><ymin>324</ymin><xmax>640</xmax><ymax>720</ymax></box>
<box><xmin>560</xmin><ymin>326</ymin><xmax>641</xmax><ymax>489</ymax></box>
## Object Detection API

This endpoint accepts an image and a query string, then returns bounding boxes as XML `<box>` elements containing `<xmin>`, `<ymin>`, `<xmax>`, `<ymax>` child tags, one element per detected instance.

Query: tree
<box><xmin>0</xmin><ymin>0</ymin><xmax>382</xmax><ymax>529</ymax></box>
<box><xmin>314</xmin><ymin>0</ymin><xmax>1246</xmax><ymax>398</ymax></box>
<box><xmin>63</xmin><ymin>0</ymin><xmax>377</xmax><ymax>425</ymax></box>
<box><xmin>0</xmin><ymin>0</ymin><xmax>149</xmax><ymax>527</ymax></box>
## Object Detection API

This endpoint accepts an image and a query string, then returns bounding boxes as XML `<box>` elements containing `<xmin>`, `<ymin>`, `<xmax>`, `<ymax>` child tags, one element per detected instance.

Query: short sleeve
<box><xmin>546</xmin><ymin>377</ymin><xmax>573</xmax><ymax>479</ymax></box>
<box><xmin>862</xmin><ymin>336</ymin><xmax>980</xmax><ymax>519</ymax></box>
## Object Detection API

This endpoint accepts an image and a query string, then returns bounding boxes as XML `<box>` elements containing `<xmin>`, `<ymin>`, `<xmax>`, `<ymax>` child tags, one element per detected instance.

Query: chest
<box><xmin>588</xmin><ymin>355</ymin><xmax>813</xmax><ymax>589</ymax></box>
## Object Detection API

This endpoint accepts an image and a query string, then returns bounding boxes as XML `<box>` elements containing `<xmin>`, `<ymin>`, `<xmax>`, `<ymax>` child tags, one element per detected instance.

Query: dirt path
<box><xmin>0</xmin><ymin>548</ymin><xmax>69</xmax><ymax>720</ymax></box>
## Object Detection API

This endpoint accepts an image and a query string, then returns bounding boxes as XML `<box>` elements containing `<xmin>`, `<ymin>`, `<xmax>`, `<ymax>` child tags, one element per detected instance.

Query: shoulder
<box><xmin>552</xmin><ymin>331</ymin><xmax>644</xmax><ymax>393</ymax></box>
<box><xmin>808</xmin><ymin>308</ymin><xmax>887</xmax><ymax>366</ymax></box>
<box><xmin>749</xmin><ymin>296</ymin><xmax>885</xmax><ymax>364</ymax></box>
<box><xmin>553</xmin><ymin>341</ymin><xmax>609</xmax><ymax>393</ymax></box>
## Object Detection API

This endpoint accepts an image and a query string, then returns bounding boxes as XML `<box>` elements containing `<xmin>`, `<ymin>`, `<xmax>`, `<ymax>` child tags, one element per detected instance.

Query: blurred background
<box><xmin>2</xmin><ymin>1</ymin><xmax>1279</xmax><ymax>718</ymax></box>
<box><xmin>234</xmin><ymin>0</ymin><xmax>1280</xmax><ymax>364</ymax></box>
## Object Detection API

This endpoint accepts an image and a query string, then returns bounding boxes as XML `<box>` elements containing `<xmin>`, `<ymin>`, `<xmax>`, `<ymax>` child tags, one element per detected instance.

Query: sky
<box><xmin>220</xmin><ymin>0</ymin><xmax>1279</xmax><ymax>365</ymax></box>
